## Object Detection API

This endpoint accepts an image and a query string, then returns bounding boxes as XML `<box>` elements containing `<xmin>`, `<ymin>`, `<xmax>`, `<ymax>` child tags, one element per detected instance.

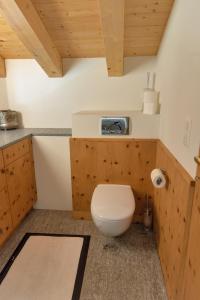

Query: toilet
<box><xmin>91</xmin><ymin>184</ymin><xmax>135</xmax><ymax>237</ymax></box>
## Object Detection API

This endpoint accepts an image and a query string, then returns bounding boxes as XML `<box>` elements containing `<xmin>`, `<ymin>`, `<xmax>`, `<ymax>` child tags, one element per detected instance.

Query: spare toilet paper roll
<box><xmin>143</xmin><ymin>102</ymin><xmax>158</xmax><ymax>115</ymax></box>
<box><xmin>143</xmin><ymin>89</ymin><xmax>158</xmax><ymax>103</ymax></box>
<box><xmin>151</xmin><ymin>169</ymin><xmax>166</xmax><ymax>188</ymax></box>
<box><xmin>142</xmin><ymin>89</ymin><xmax>158</xmax><ymax>114</ymax></box>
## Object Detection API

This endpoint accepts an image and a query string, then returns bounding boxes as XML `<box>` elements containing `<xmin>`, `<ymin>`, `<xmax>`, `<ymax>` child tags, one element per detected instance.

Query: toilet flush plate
<box><xmin>101</xmin><ymin>117</ymin><xmax>129</xmax><ymax>135</ymax></box>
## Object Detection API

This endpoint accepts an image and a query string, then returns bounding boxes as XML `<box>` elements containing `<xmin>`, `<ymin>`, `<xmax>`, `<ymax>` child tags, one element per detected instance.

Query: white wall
<box><xmin>156</xmin><ymin>0</ymin><xmax>200</xmax><ymax>177</ymax></box>
<box><xmin>3</xmin><ymin>0</ymin><xmax>200</xmax><ymax>179</ymax></box>
<box><xmin>33</xmin><ymin>136</ymin><xmax>72</xmax><ymax>211</ymax></box>
<box><xmin>5</xmin><ymin>57</ymin><xmax>156</xmax><ymax>128</ymax></box>
<box><xmin>0</xmin><ymin>78</ymin><xmax>9</xmax><ymax>110</ymax></box>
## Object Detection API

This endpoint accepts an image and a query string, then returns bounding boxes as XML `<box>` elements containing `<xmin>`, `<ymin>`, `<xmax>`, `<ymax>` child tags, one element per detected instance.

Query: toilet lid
<box><xmin>91</xmin><ymin>184</ymin><xmax>135</xmax><ymax>221</ymax></box>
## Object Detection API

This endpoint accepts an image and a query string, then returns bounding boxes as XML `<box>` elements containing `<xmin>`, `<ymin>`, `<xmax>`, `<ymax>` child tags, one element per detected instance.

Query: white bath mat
<box><xmin>0</xmin><ymin>233</ymin><xmax>90</xmax><ymax>300</ymax></box>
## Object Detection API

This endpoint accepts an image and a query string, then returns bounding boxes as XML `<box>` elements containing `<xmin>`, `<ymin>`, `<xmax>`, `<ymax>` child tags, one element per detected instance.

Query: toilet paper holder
<box><xmin>161</xmin><ymin>169</ymin><xmax>169</xmax><ymax>188</ymax></box>
<box><xmin>151</xmin><ymin>168</ymin><xmax>169</xmax><ymax>189</ymax></box>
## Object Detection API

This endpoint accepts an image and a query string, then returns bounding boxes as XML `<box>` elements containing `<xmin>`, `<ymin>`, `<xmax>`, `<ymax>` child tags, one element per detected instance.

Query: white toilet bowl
<box><xmin>91</xmin><ymin>184</ymin><xmax>135</xmax><ymax>237</ymax></box>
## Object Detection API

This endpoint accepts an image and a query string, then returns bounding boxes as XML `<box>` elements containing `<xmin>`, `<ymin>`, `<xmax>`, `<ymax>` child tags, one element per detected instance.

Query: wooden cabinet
<box><xmin>0</xmin><ymin>151</ymin><xmax>13</xmax><ymax>246</ymax></box>
<box><xmin>6</xmin><ymin>152</ymin><xmax>37</xmax><ymax>227</ymax></box>
<box><xmin>0</xmin><ymin>209</ymin><xmax>13</xmax><ymax>246</ymax></box>
<box><xmin>0</xmin><ymin>138</ymin><xmax>37</xmax><ymax>246</ymax></box>
<box><xmin>0</xmin><ymin>151</ymin><xmax>6</xmax><ymax>191</ymax></box>
<box><xmin>3</xmin><ymin>138</ymin><xmax>30</xmax><ymax>166</ymax></box>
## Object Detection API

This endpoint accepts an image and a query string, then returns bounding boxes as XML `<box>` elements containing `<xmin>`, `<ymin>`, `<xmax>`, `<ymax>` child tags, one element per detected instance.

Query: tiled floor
<box><xmin>0</xmin><ymin>209</ymin><xmax>167</xmax><ymax>300</ymax></box>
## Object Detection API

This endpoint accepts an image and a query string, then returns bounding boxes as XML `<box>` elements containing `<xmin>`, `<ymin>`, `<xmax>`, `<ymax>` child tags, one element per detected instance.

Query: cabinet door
<box><xmin>23</xmin><ymin>152</ymin><xmax>37</xmax><ymax>212</ymax></box>
<box><xmin>6</xmin><ymin>153</ymin><xmax>36</xmax><ymax>228</ymax></box>
<box><xmin>0</xmin><ymin>188</ymin><xmax>11</xmax><ymax>217</ymax></box>
<box><xmin>0</xmin><ymin>150</ymin><xmax>6</xmax><ymax>191</ymax></box>
<box><xmin>0</xmin><ymin>189</ymin><xmax>13</xmax><ymax>246</ymax></box>
<box><xmin>3</xmin><ymin>138</ymin><xmax>30</xmax><ymax>166</ymax></box>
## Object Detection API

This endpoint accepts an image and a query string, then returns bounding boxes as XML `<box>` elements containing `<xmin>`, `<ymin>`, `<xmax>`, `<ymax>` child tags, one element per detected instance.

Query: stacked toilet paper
<box><xmin>151</xmin><ymin>169</ymin><xmax>166</xmax><ymax>188</ymax></box>
<box><xmin>143</xmin><ymin>89</ymin><xmax>158</xmax><ymax>115</ymax></box>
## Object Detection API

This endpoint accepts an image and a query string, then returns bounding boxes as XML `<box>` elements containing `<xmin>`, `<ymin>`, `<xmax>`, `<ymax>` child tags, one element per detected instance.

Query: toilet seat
<box><xmin>91</xmin><ymin>184</ymin><xmax>135</xmax><ymax>221</ymax></box>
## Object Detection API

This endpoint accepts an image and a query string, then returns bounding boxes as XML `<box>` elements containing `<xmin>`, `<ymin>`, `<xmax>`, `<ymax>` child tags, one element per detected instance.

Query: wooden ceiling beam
<box><xmin>99</xmin><ymin>0</ymin><xmax>125</xmax><ymax>76</ymax></box>
<box><xmin>0</xmin><ymin>57</ymin><xmax>6</xmax><ymax>78</ymax></box>
<box><xmin>0</xmin><ymin>0</ymin><xmax>62</xmax><ymax>77</ymax></box>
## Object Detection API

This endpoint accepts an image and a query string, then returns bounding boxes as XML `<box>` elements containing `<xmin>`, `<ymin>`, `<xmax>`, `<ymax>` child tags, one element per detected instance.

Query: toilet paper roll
<box><xmin>151</xmin><ymin>169</ymin><xmax>166</xmax><ymax>188</ymax></box>
<box><xmin>142</xmin><ymin>89</ymin><xmax>158</xmax><ymax>114</ymax></box>
<box><xmin>143</xmin><ymin>102</ymin><xmax>158</xmax><ymax>115</ymax></box>
<box><xmin>143</xmin><ymin>89</ymin><xmax>158</xmax><ymax>103</ymax></box>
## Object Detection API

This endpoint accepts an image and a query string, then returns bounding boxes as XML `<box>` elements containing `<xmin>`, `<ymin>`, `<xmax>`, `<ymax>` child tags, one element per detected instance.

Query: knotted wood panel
<box><xmin>70</xmin><ymin>138</ymin><xmax>157</xmax><ymax>221</ymax></box>
<box><xmin>154</xmin><ymin>141</ymin><xmax>195</xmax><ymax>300</ymax></box>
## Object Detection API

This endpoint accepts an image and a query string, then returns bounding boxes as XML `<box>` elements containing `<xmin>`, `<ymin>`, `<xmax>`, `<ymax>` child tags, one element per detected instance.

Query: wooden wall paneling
<box><xmin>99</xmin><ymin>0</ymin><xmax>125</xmax><ymax>76</ymax></box>
<box><xmin>0</xmin><ymin>0</ymin><xmax>63</xmax><ymax>77</ymax></box>
<box><xmin>70</xmin><ymin>138</ymin><xmax>98</xmax><ymax>212</ymax></box>
<box><xmin>183</xmin><ymin>154</ymin><xmax>200</xmax><ymax>300</ymax></box>
<box><xmin>154</xmin><ymin>141</ymin><xmax>195</xmax><ymax>300</ymax></box>
<box><xmin>70</xmin><ymin>138</ymin><xmax>157</xmax><ymax>221</ymax></box>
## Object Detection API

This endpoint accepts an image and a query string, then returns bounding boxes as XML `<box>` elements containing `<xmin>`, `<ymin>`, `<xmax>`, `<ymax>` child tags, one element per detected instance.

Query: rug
<box><xmin>0</xmin><ymin>233</ymin><xmax>90</xmax><ymax>300</ymax></box>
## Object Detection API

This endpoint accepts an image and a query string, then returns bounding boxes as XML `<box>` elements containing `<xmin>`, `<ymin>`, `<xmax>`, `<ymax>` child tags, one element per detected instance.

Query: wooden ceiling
<box><xmin>0</xmin><ymin>0</ymin><xmax>174</xmax><ymax>77</ymax></box>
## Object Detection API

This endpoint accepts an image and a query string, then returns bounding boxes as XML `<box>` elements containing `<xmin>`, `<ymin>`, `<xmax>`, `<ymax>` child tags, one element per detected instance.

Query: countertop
<box><xmin>0</xmin><ymin>128</ymin><xmax>72</xmax><ymax>149</ymax></box>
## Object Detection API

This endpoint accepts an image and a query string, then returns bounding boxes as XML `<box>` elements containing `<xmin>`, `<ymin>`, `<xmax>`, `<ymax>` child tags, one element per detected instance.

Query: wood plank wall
<box><xmin>70</xmin><ymin>138</ymin><xmax>157</xmax><ymax>221</ymax></box>
<box><xmin>154</xmin><ymin>141</ymin><xmax>195</xmax><ymax>300</ymax></box>
<box><xmin>182</xmin><ymin>154</ymin><xmax>200</xmax><ymax>300</ymax></box>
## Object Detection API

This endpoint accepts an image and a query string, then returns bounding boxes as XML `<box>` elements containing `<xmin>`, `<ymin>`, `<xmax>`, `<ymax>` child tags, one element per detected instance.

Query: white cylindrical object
<box><xmin>142</xmin><ymin>89</ymin><xmax>158</xmax><ymax>115</ymax></box>
<box><xmin>151</xmin><ymin>169</ymin><xmax>166</xmax><ymax>189</ymax></box>
<box><xmin>143</xmin><ymin>89</ymin><xmax>158</xmax><ymax>103</ymax></box>
<box><xmin>143</xmin><ymin>102</ymin><xmax>158</xmax><ymax>115</ymax></box>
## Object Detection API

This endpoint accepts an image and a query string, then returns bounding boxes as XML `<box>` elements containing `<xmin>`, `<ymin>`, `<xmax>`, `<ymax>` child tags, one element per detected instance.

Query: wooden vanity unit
<box><xmin>0</xmin><ymin>137</ymin><xmax>37</xmax><ymax>246</ymax></box>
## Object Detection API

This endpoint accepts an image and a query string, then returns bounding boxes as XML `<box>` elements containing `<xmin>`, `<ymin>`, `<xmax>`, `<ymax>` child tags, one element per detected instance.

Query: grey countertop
<box><xmin>0</xmin><ymin>128</ymin><xmax>72</xmax><ymax>149</ymax></box>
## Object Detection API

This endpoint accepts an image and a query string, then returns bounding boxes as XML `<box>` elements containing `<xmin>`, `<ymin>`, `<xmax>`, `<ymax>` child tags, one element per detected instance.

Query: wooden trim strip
<box><xmin>71</xmin><ymin>137</ymin><xmax>158</xmax><ymax>143</ymax></box>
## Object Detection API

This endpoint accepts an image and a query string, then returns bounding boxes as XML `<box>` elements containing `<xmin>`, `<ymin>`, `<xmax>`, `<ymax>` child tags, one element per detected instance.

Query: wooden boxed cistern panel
<box><xmin>70</xmin><ymin>138</ymin><xmax>157</xmax><ymax>221</ymax></box>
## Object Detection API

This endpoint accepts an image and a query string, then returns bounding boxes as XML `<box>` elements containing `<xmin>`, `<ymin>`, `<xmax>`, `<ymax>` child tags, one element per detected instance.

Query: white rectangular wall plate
<box><xmin>101</xmin><ymin>116</ymin><xmax>129</xmax><ymax>135</ymax></box>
